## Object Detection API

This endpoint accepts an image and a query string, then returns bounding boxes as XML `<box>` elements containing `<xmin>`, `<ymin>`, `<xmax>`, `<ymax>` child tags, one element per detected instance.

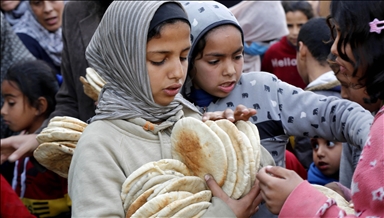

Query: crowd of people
<box><xmin>1</xmin><ymin>0</ymin><xmax>383</xmax><ymax>217</ymax></box>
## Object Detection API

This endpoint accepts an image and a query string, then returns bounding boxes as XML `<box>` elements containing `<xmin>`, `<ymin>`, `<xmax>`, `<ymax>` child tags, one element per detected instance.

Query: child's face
<box><xmin>331</xmin><ymin>23</ymin><xmax>381</xmax><ymax>112</ymax></box>
<box><xmin>146</xmin><ymin>21</ymin><xmax>191</xmax><ymax>106</ymax></box>
<box><xmin>311</xmin><ymin>138</ymin><xmax>342</xmax><ymax>176</ymax></box>
<box><xmin>30</xmin><ymin>0</ymin><xmax>64</xmax><ymax>32</ymax></box>
<box><xmin>335</xmin><ymin>72</ymin><xmax>381</xmax><ymax>113</ymax></box>
<box><xmin>0</xmin><ymin>0</ymin><xmax>20</xmax><ymax>11</ymax></box>
<box><xmin>285</xmin><ymin>11</ymin><xmax>308</xmax><ymax>46</ymax></box>
<box><xmin>191</xmin><ymin>25</ymin><xmax>243</xmax><ymax>98</ymax></box>
<box><xmin>1</xmin><ymin>80</ymin><xmax>39</xmax><ymax>133</ymax></box>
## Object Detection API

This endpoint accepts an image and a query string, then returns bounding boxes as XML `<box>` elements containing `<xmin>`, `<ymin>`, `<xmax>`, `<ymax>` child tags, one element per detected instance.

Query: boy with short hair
<box><xmin>261</xmin><ymin>1</ymin><xmax>314</xmax><ymax>89</ymax></box>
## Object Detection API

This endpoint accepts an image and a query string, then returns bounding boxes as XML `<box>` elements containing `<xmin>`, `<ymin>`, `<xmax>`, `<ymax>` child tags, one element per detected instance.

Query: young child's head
<box><xmin>282</xmin><ymin>1</ymin><xmax>314</xmax><ymax>47</ymax></box>
<box><xmin>145</xmin><ymin>3</ymin><xmax>191</xmax><ymax>106</ymax></box>
<box><xmin>1</xmin><ymin>0</ymin><xmax>21</xmax><ymax>12</ymax></box>
<box><xmin>328</xmin><ymin>1</ymin><xmax>384</xmax><ymax>109</ymax></box>
<box><xmin>311</xmin><ymin>138</ymin><xmax>342</xmax><ymax>177</ymax></box>
<box><xmin>29</xmin><ymin>0</ymin><xmax>64</xmax><ymax>32</ymax></box>
<box><xmin>182</xmin><ymin>1</ymin><xmax>244</xmax><ymax>99</ymax></box>
<box><xmin>1</xmin><ymin>60</ymin><xmax>59</xmax><ymax>133</ymax></box>
<box><xmin>296</xmin><ymin>17</ymin><xmax>332</xmax><ymax>85</ymax></box>
<box><xmin>86</xmin><ymin>1</ymin><xmax>198</xmax><ymax>123</ymax></box>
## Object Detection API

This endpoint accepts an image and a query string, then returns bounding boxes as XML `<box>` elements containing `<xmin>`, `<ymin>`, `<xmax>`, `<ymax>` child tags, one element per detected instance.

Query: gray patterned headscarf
<box><xmin>13</xmin><ymin>3</ymin><xmax>63</xmax><ymax>67</ymax></box>
<box><xmin>180</xmin><ymin>1</ymin><xmax>243</xmax><ymax>98</ymax></box>
<box><xmin>87</xmin><ymin>1</ymin><xmax>200</xmax><ymax>123</ymax></box>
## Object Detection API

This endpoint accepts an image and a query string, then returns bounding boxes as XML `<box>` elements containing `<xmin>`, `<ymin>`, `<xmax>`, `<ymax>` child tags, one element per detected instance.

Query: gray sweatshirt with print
<box><xmin>200</xmin><ymin>71</ymin><xmax>372</xmax><ymax>168</ymax></box>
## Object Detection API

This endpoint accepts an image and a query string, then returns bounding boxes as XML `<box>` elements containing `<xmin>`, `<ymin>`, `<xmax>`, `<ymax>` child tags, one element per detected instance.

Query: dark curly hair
<box><xmin>328</xmin><ymin>1</ymin><xmax>384</xmax><ymax>103</ymax></box>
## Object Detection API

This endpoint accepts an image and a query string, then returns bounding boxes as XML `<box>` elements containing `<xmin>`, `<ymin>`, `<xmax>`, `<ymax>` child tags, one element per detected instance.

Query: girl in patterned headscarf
<box><xmin>181</xmin><ymin>1</ymin><xmax>375</xmax><ymax>217</ymax></box>
<box><xmin>1</xmin><ymin>0</ymin><xmax>29</xmax><ymax>27</ymax></box>
<box><xmin>13</xmin><ymin>1</ymin><xmax>65</xmax><ymax>83</ymax></box>
<box><xmin>68</xmin><ymin>1</ymin><xmax>257</xmax><ymax>217</ymax></box>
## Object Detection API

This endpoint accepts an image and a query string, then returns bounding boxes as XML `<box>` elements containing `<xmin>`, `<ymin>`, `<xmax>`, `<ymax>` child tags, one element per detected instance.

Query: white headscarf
<box><xmin>230</xmin><ymin>1</ymin><xmax>288</xmax><ymax>72</ymax></box>
<box><xmin>2</xmin><ymin>0</ymin><xmax>29</xmax><ymax>27</ymax></box>
<box><xmin>86</xmin><ymin>1</ymin><xmax>200</xmax><ymax>123</ymax></box>
<box><xmin>13</xmin><ymin>4</ymin><xmax>62</xmax><ymax>67</ymax></box>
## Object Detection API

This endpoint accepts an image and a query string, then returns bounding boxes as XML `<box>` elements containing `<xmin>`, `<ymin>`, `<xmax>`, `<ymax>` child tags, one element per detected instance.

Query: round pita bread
<box><xmin>80</xmin><ymin>75</ymin><xmax>99</xmax><ymax>101</ymax></box>
<box><xmin>138</xmin><ymin>170</ymin><xmax>184</xmax><ymax>195</ymax></box>
<box><xmin>311</xmin><ymin>184</ymin><xmax>354</xmax><ymax>215</ymax></box>
<box><xmin>147</xmin><ymin>178</ymin><xmax>176</xmax><ymax>201</ymax></box>
<box><xmin>48</xmin><ymin>121</ymin><xmax>86</xmax><ymax>132</ymax></box>
<box><xmin>37</xmin><ymin>127</ymin><xmax>82</xmax><ymax>143</ymax></box>
<box><xmin>236</xmin><ymin>121</ymin><xmax>260</xmax><ymax>186</ymax></box>
<box><xmin>126</xmin><ymin>184</ymin><xmax>160</xmax><ymax>218</ymax></box>
<box><xmin>151</xmin><ymin>176</ymin><xmax>207</xmax><ymax>200</ymax></box>
<box><xmin>192</xmin><ymin>208</ymin><xmax>207</xmax><ymax>218</ymax></box>
<box><xmin>238</xmin><ymin>131</ymin><xmax>254</xmax><ymax>197</ymax></box>
<box><xmin>49</xmin><ymin>116</ymin><xmax>88</xmax><ymax>128</ymax></box>
<box><xmin>86</xmin><ymin>67</ymin><xmax>106</xmax><ymax>87</ymax></box>
<box><xmin>171</xmin><ymin>117</ymin><xmax>228</xmax><ymax>187</ymax></box>
<box><xmin>131</xmin><ymin>191</ymin><xmax>192</xmax><ymax>218</ymax></box>
<box><xmin>246</xmin><ymin>121</ymin><xmax>276</xmax><ymax>172</ymax></box>
<box><xmin>33</xmin><ymin>142</ymin><xmax>75</xmax><ymax>178</ymax></box>
<box><xmin>128</xmin><ymin>171</ymin><xmax>185</xmax><ymax>210</ymax></box>
<box><xmin>123</xmin><ymin>171</ymin><xmax>164</xmax><ymax>210</ymax></box>
<box><xmin>121</xmin><ymin>159</ymin><xmax>190</xmax><ymax>202</ymax></box>
<box><xmin>245</xmin><ymin>121</ymin><xmax>263</xmax><ymax>171</ymax></box>
<box><xmin>259</xmin><ymin>145</ymin><xmax>276</xmax><ymax>169</ymax></box>
<box><xmin>156</xmin><ymin>190</ymin><xmax>211</xmax><ymax>217</ymax></box>
<box><xmin>171</xmin><ymin>201</ymin><xmax>211</xmax><ymax>218</ymax></box>
<box><xmin>86</xmin><ymin>73</ymin><xmax>102</xmax><ymax>93</ymax></box>
<box><xmin>205</xmin><ymin>120</ymin><xmax>237</xmax><ymax>197</ymax></box>
<box><xmin>215</xmin><ymin>119</ymin><xmax>250</xmax><ymax>199</ymax></box>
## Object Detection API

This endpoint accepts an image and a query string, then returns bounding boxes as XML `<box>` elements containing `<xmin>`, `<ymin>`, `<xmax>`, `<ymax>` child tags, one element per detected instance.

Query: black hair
<box><xmin>282</xmin><ymin>1</ymin><xmax>314</xmax><ymax>20</ymax></box>
<box><xmin>297</xmin><ymin>17</ymin><xmax>333</xmax><ymax>66</ymax></box>
<box><xmin>4</xmin><ymin>60</ymin><xmax>59</xmax><ymax>117</ymax></box>
<box><xmin>147</xmin><ymin>18</ymin><xmax>190</xmax><ymax>42</ymax></box>
<box><xmin>187</xmin><ymin>24</ymin><xmax>243</xmax><ymax>73</ymax></box>
<box><xmin>328</xmin><ymin>1</ymin><xmax>384</xmax><ymax>103</ymax></box>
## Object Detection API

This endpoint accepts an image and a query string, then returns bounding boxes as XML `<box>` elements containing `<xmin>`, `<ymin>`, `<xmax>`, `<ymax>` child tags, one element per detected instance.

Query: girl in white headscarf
<box><xmin>68</xmin><ymin>1</ymin><xmax>258</xmax><ymax>217</ymax></box>
<box><xmin>230</xmin><ymin>1</ymin><xmax>288</xmax><ymax>73</ymax></box>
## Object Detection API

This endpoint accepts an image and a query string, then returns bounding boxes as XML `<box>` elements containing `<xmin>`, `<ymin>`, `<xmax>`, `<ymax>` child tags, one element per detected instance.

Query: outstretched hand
<box><xmin>0</xmin><ymin>134</ymin><xmax>39</xmax><ymax>164</ymax></box>
<box><xmin>202</xmin><ymin>104</ymin><xmax>257</xmax><ymax>123</ymax></box>
<box><xmin>256</xmin><ymin>166</ymin><xmax>303</xmax><ymax>214</ymax></box>
<box><xmin>205</xmin><ymin>174</ymin><xmax>262</xmax><ymax>218</ymax></box>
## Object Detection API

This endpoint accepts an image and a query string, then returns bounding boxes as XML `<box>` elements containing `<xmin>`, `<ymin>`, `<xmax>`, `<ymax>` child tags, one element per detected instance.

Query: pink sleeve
<box><xmin>280</xmin><ymin>181</ymin><xmax>356</xmax><ymax>218</ymax></box>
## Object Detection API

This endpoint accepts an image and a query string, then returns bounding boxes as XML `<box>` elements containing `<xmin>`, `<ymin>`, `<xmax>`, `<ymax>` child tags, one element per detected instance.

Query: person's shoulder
<box><xmin>63</xmin><ymin>1</ymin><xmax>93</xmax><ymax>20</ymax></box>
<box><xmin>241</xmin><ymin>71</ymin><xmax>279</xmax><ymax>82</ymax></box>
<box><xmin>16</xmin><ymin>33</ymin><xmax>37</xmax><ymax>44</ymax></box>
<box><xmin>266</xmin><ymin>39</ymin><xmax>284</xmax><ymax>52</ymax></box>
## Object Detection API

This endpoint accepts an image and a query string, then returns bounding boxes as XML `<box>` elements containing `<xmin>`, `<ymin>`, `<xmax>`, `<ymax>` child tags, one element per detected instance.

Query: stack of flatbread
<box><xmin>121</xmin><ymin>159</ymin><xmax>212</xmax><ymax>218</ymax></box>
<box><xmin>171</xmin><ymin>117</ymin><xmax>275</xmax><ymax>199</ymax></box>
<box><xmin>33</xmin><ymin>116</ymin><xmax>87</xmax><ymax>178</ymax></box>
<box><xmin>311</xmin><ymin>184</ymin><xmax>355</xmax><ymax>215</ymax></box>
<box><xmin>79</xmin><ymin>67</ymin><xmax>106</xmax><ymax>101</ymax></box>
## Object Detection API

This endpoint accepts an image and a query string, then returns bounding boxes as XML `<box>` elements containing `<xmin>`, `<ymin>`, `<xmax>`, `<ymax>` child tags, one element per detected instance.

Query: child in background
<box><xmin>307</xmin><ymin>138</ymin><xmax>342</xmax><ymax>185</ymax></box>
<box><xmin>292</xmin><ymin>17</ymin><xmax>341</xmax><ymax>170</ymax></box>
<box><xmin>1</xmin><ymin>60</ymin><xmax>71</xmax><ymax>217</ymax></box>
<box><xmin>230</xmin><ymin>1</ymin><xmax>288</xmax><ymax>73</ymax></box>
<box><xmin>0</xmin><ymin>0</ymin><xmax>29</xmax><ymax>27</ymax></box>
<box><xmin>256</xmin><ymin>1</ymin><xmax>384</xmax><ymax>216</ymax></box>
<box><xmin>261</xmin><ymin>1</ymin><xmax>314</xmax><ymax>89</ymax></box>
